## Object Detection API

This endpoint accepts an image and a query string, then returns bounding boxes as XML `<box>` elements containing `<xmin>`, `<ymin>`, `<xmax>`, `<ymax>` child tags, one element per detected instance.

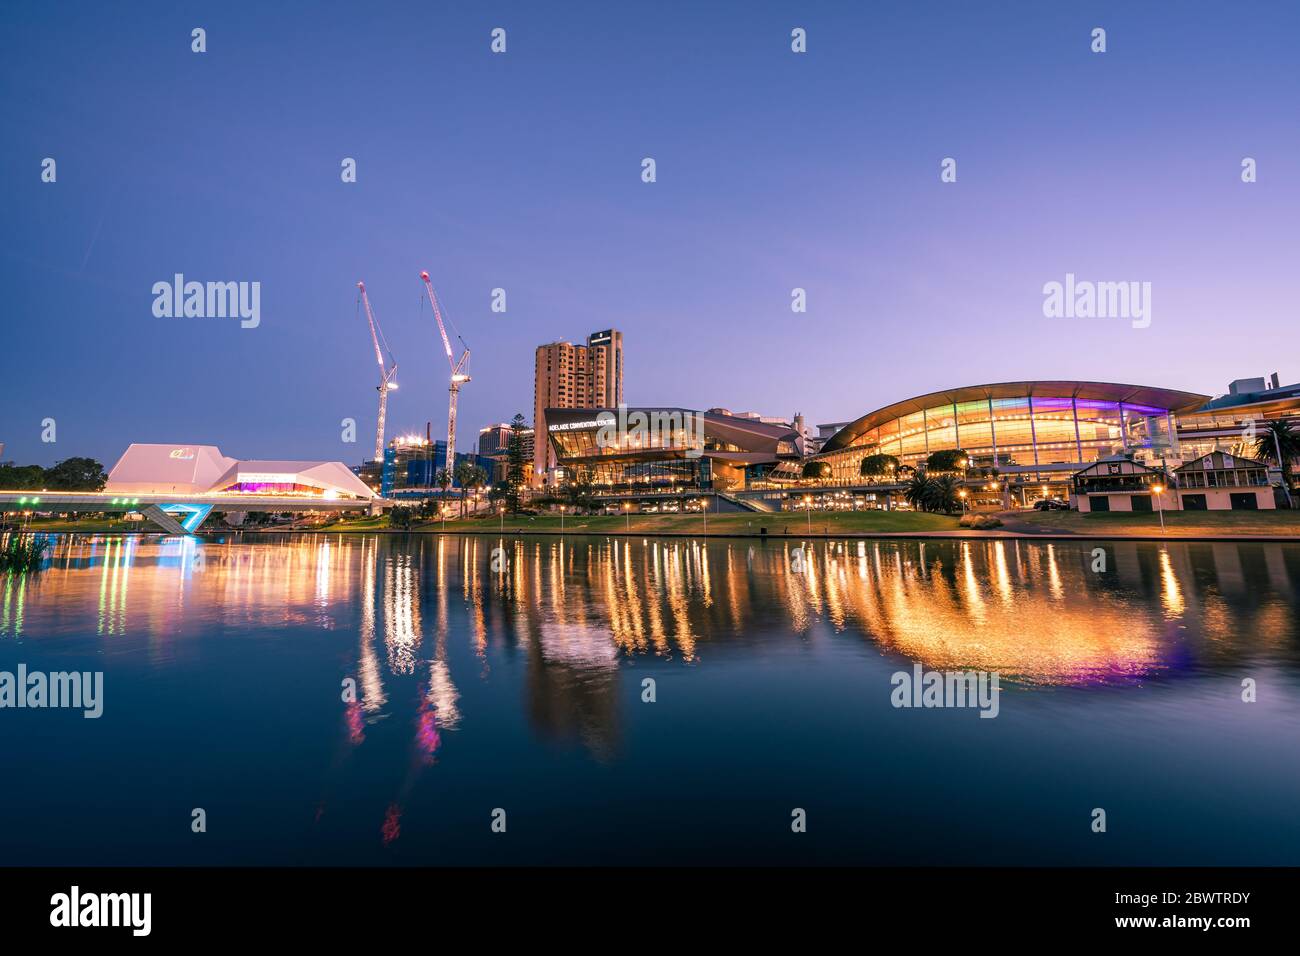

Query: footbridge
<box><xmin>0</xmin><ymin>490</ymin><xmax>383</xmax><ymax>534</ymax></box>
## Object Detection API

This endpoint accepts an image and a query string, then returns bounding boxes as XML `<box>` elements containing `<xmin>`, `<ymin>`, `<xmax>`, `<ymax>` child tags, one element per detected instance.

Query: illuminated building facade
<box><xmin>380</xmin><ymin>435</ymin><xmax>487</xmax><ymax>498</ymax></box>
<box><xmin>1173</xmin><ymin>377</ymin><xmax>1300</xmax><ymax>474</ymax></box>
<box><xmin>545</xmin><ymin>406</ymin><xmax>802</xmax><ymax>493</ymax></box>
<box><xmin>815</xmin><ymin>382</ymin><xmax>1209</xmax><ymax>497</ymax></box>
<box><xmin>1172</xmin><ymin>451</ymin><xmax>1275</xmax><ymax>510</ymax></box>
<box><xmin>1070</xmin><ymin>456</ymin><xmax>1169</xmax><ymax>513</ymax></box>
<box><xmin>105</xmin><ymin>444</ymin><xmax>374</xmax><ymax>499</ymax></box>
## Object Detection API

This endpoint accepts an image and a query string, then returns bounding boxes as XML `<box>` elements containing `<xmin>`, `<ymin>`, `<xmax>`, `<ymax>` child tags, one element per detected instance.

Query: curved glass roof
<box><xmin>820</xmin><ymin>381</ymin><xmax>1210</xmax><ymax>453</ymax></box>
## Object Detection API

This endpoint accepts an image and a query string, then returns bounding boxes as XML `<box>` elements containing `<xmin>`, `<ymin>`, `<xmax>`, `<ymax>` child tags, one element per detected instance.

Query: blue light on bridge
<box><xmin>159</xmin><ymin>503</ymin><xmax>214</xmax><ymax>532</ymax></box>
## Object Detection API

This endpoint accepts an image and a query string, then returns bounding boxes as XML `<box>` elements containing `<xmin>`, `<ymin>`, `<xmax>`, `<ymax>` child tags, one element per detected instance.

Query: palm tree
<box><xmin>904</xmin><ymin>473</ymin><xmax>934</xmax><ymax>511</ymax></box>
<box><xmin>435</xmin><ymin>468</ymin><xmax>452</xmax><ymax>517</ymax></box>
<box><xmin>1253</xmin><ymin>420</ymin><xmax>1299</xmax><ymax>494</ymax></box>
<box><xmin>454</xmin><ymin>461</ymin><xmax>476</xmax><ymax>517</ymax></box>
<box><xmin>926</xmin><ymin>474</ymin><xmax>960</xmax><ymax>514</ymax></box>
<box><xmin>462</xmin><ymin>465</ymin><xmax>488</xmax><ymax>514</ymax></box>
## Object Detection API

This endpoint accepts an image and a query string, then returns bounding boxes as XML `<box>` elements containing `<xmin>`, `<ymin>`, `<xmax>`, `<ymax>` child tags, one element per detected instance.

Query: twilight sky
<box><xmin>2</xmin><ymin>0</ymin><xmax>1297</xmax><ymax>467</ymax></box>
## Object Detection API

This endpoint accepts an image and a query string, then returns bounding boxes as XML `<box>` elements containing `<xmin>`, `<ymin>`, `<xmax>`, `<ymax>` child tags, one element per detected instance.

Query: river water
<box><xmin>2</xmin><ymin>532</ymin><xmax>1298</xmax><ymax>864</ymax></box>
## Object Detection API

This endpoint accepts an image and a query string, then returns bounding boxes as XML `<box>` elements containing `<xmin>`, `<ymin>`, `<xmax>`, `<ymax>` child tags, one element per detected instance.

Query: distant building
<box><xmin>1177</xmin><ymin>374</ymin><xmax>1300</xmax><ymax>476</ymax></box>
<box><xmin>534</xmin><ymin>330</ymin><xmax>623</xmax><ymax>482</ymax></box>
<box><xmin>352</xmin><ymin>459</ymin><xmax>383</xmax><ymax>495</ymax></box>
<box><xmin>1229</xmin><ymin>377</ymin><xmax>1268</xmax><ymax>396</ymax></box>
<box><xmin>380</xmin><ymin>434</ymin><xmax>483</xmax><ymax>498</ymax></box>
<box><xmin>478</xmin><ymin>423</ymin><xmax>512</xmax><ymax>458</ymax></box>
<box><xmin>478</xmin><ymin>423</ymin><xmax>534</xmax><ymax>484</ymax></box>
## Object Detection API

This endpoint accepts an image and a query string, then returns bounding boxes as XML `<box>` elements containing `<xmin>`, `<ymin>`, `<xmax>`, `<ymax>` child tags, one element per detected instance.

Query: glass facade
<box><xmin>819</xmin><ymin>395</ymin><xmax>1181</xmax><ymax>483</ymax></box>
<box><xmin>563</xmin><ymin>456</ymin><xmax>711</xmax><ymax>491</ymax></box>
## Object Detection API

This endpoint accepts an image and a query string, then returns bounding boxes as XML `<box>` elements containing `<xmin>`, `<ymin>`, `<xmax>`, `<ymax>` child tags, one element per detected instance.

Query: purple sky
<box><xmin>2</xmin><ymin>0</ymin><xmax>1297</xmax><ymax>466</ymax></box>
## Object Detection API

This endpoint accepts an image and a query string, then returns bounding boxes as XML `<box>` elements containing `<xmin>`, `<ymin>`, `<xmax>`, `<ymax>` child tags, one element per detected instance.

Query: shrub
<box><xmin>0</xmin><ymin>535</ymin><xmax>49</xmax><ymax>572</ymax></box>
<box><xmin>959</xmin><ymin>513</ymin><xmax>1003</xmax><ymax>529</ymax></box>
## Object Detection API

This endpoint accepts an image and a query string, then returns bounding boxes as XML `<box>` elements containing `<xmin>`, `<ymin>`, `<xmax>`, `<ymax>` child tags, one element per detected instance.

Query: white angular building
<box><xmin>105</xmin><ymin>444</ymin><xmax>375</xmax><ymax>500</ymax></box>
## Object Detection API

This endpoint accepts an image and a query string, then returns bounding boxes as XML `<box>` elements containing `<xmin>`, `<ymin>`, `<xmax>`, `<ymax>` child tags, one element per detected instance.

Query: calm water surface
<box><xmin>2</xmin><ymin>532</ymin><xmax>1298</xmax><ymax>865</ymax></box>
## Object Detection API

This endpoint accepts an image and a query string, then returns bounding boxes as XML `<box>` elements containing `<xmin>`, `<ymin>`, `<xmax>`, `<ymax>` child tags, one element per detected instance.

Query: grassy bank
<box><xmin>7</xmin><ymin>517</ymin><xmax>145</xmax><ymax>533</ymax></box>
<box><xmin>318</xmin><ymin>510</ymin><xmax>963</xmax><ymax>536</ymax></box>
<box><xmin>1010</xmin><ymin>508</ymin><xmax>1300</xmax><ymax>537</ymax></box>
<box><xmin>15</xmin><ymin>508</ymin><xmax>1300</xmax><ymax>539</ymax></box>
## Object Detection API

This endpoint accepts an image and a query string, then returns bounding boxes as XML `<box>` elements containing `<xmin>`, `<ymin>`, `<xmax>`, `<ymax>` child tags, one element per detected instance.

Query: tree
<box><xmin>463</xmin><ymin>464</ymin><xmax>488</xmax><ymax>514</ymax></box>
<box><xmin>45</xmin><ymin>457</ymin><xmax>108</xmax><ymax>491</ymax></box>
<box><xmin>454</xmin><ymin>460</ymin><xmax>476</xmax><ymax>517</ymax></box>
<box><xmin>926</xmin><ymin>474</ymin><xmax>961</xmax><ymax>514</ymax></box>
<box><xmin>925</xmin><ymin>449</ymin><xmax>968</xmax><ymax>473</ymax></box>
<box><xmin>0</xmin><ymin>457</ymin><xmax>107</xmax><ymax>491</ymax></box>
<box><xmin>802</xmin><ymin>461</ymin><xmax>831</xmax><ymax>481</ymax></box>
<box><xmin>435</xmin><ymin>468</ymin><xmax>452</xmax><ymax>513</ymax></box>
<box><xmin>1253</xmin><ymin>420</ymin><xmax>1299</xmax><ymax>492</ymax></box>
<box><xmin>505</xmin><ymin>413</ymin><xmax>528</xmax><ymax>513</ymax></box>
<box><xmin>859</xmin><ymin>453</ymin><xmax>900</xmax><ymax>481</ymax></box>
<box><xmin>563</xmin><ymin>467</ymin><xmax>596</xmax><ymax>514</ymax></box>
<box><xmin>387</xmin><ymin>505</ymin><xmax>414</xmax><ymax>530</ymax></box>
<box><xmin>904</xmin><ymin>473</ymin><xmax>933</xmax><ymax>511</ymax></box>
<box><xmin>0</xmin><ymin>463</ymin><xmax>46</xmax><ymax>490</ymax></box>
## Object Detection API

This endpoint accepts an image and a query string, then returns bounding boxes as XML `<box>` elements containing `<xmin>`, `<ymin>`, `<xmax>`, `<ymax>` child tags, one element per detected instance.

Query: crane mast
<box><xmin>419</xmin><ymin>271</ymin><xmax>471</xmax><ymax>475</ymax></box>
<box><xmin>358</xmin><ymin>281</ymin><xmax>398</xmax><ymax>464</ymax></box>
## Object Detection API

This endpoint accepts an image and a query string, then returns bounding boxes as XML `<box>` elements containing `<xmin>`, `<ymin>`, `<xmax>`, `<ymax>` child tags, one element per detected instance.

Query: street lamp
<box><xmin>959</xmin><ymin>489</ymin><xmax>968</xmax><ymax>513</ymax></box>
<box><xmin>804</xmin><ymin>494</ymin><xmax>813</xmax><ymax>534</ymax></box>
<box><xmin>1151</xmin><ymin>483</ymin><xmax>1166</xmax><ymax>534</ymax></box>
<box><xmin>623</xmin><ymin>501</ymin><xmax>631</xmax><ymax>532</ymax></box>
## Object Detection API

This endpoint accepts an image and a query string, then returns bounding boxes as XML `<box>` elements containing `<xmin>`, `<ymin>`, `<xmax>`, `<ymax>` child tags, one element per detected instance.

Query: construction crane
<box><xmin>357</xmin><ymin>281</ymin><xmax>399</xmax><ymax>463</ymax></box>
<box><xmin>419</xmin><ymin>270</ymin><xmax>470</xmax><ymax>474</ymax></box>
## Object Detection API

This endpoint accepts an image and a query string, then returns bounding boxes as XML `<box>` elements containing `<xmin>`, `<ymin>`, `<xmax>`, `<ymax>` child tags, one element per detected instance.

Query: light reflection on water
<box><xmin>2</xmin><ymin>532</ymin><xmax>1299</xmax><ymax>865</ymax></box>
<box><xmin>10</xmin><ymin>533</ymin><xmax>1296</xmax><ymax>682</ymax></box>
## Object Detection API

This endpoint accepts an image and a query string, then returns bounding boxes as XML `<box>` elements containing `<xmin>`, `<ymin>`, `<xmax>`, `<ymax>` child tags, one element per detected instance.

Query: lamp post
<box><xmin>624</xmin><ymin>501</ymin><xmax>631</xmax><ymax>533</ymax></box>
<box><xmin>959</xmin><ymin>489</ymin><xmax>968</xmax><ymax>513</ymax></box>
<box><xmin>559</xmin><ymin>505</ymin><xmax>565</xmax><ymax>533</ymax></box>
<box><xmin>805</xmin><ymin>494</ymin><xmax>813</xmax><ymax>534</ymax></box>
<box><xmin>1152</xmin><ymin>483</ymin><xmax>1166</xmax><ymax>534</ymax></box>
